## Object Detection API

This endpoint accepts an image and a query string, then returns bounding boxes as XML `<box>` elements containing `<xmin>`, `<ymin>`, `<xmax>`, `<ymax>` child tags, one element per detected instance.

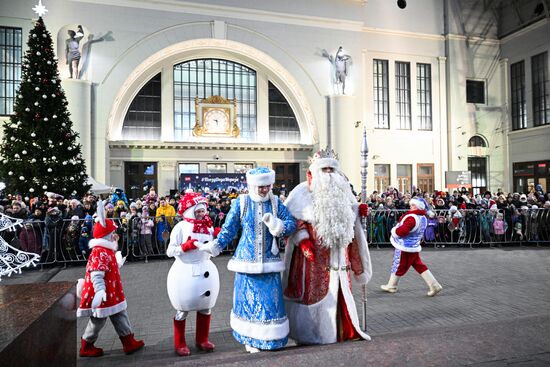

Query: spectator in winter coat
<box><xmin>110</xmin><ymin>187</ymin><xmax>129</xmax><ymax>207</ymax></box>
<box><xmin>19</xmin><ymin>222</ymin><xmax>42</xmax><ymax>254</ymax></box>
<box><xmin>67</xmin><ymin>199</ymin><xmax>85</xmax><ymax>219</ymax></box>
<box><xmin>139</xmin><ymin>208</ymin><xmax>154</xmax><ymax>257</ymax></box>
<box><xmin>78</xmin><ymin>226</ymin><xmax>91</xmax><ymax>258</ymax></box>
<box><xmin>156</xmin><ymin>199</ymin><xmax>176</xmax><ymax>227</ymax></box>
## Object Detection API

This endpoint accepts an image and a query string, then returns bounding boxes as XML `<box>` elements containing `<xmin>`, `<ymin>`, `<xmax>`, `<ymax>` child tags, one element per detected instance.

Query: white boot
<box><xmin>245</xmin><ymin>344</ymin><xmax>260</xmax><ymax>353</ymax></box>
<box><xmin>380</xmin><ymin>273</ymin><xmax>400</xmax><ymax>293</ymax></box>
<box><xmin>421</xmin><ymin>270</ymin><xmax>442</xmax><ymax>297</ymax></box>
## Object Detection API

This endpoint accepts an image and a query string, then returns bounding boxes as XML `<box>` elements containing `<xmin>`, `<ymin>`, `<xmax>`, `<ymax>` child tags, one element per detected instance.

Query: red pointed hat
<box><xmin>92</xmin><ymin>200</ymin><xmax>118</xmax><ymax>238</ymax></box>
<box><xmin>93</xmin><ymin>218</ymin><xmax>118</xmax><ymax>239</ymax></box>
<box><xmin>178</xmin><ymin>192</ymin><xmax>207</xmax><ymax>216</ymax></box>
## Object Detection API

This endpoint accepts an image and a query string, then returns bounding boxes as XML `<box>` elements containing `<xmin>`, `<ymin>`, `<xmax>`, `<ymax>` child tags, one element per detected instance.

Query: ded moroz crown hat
<box><xmin>308</xmin><ymin>147</ymin><xmax>340</xmax><ymax>173</ymax></box>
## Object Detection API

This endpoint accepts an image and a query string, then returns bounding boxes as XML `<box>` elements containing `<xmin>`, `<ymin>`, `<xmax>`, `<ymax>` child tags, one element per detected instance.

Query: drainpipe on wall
<box><xmin>444</xmin><ymin>0</ymin><xmax>453</xmax><ymax>173</ymax></box>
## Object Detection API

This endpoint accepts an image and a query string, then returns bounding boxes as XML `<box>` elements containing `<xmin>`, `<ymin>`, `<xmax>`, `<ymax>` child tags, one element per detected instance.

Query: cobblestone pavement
<box><xmin>4</xmin><ymin>246</ymin><xmax>550</xmax><ymax>366</ymax></box>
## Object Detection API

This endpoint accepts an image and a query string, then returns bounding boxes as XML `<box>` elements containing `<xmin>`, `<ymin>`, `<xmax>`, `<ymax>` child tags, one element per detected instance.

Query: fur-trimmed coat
<box><xmin>76</xmin><ymin>238</ymin><xmax>127</xmax><ymax>318</ymax></box>
<box><xmin>282</xmin><ymin>181</ymin><xmax>372</xmax><ymax>344</ymax></box>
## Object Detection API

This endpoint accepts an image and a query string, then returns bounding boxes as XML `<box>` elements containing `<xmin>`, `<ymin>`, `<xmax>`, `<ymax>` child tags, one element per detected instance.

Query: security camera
<box><xmin>397</xmin><ymin>0</ymin><xmax>406</xmax><ymax>9</ymax></box>
<box><xmin>214</xmin><ymin>154</ymin><xmax>220</xmax><ymax>160</ymax></box>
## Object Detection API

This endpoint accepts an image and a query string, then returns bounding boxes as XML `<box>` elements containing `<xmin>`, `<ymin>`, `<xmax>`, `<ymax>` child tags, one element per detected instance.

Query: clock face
<box><xmin>203</xmin><ymin>108</ymin><xmax>230</xmax><ymax>134</ymax></box>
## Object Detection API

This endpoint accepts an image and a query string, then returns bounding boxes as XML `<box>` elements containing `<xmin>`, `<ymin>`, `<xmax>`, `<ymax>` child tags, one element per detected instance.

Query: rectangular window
<box><xmin>468</xmin><ymin>157</ymin><xmax>487</xmax><ymax>195</ymax></box>
<box><xmin>417</xmin><ymin>164</ymin><xmax>434</xmax><ymax>194</ymax></box>
<box><xmin>466</xmin><ymin>80</ymin><xmax>485</xmax><ymax>104</ymax></box>
<box><xmin>374</xmin><ymin>164</ymin><xmax>390</xmax><ymax>193</ymax></box>
<box><xmin>373</xmin><ymin>59</ymin><xmax>389</xmax><ymax>129</ymax></box>
<box><xmin>416</xmin><ymin>63</ymin><xmax>432</xmax><ymax>130</ymax></box>
<box><xmin>234</xmin><ymin>163</ymin><xmax>254</xmax><ymax>174</ymax></box>
<box><xmin>532</xmin><ymin>52</ymin><xmax>549</xmax><ymax>127</ymax></box>
<box><xmin>206</xmin><ymin>163</ymin><xmax>227</xmax><ymax>173</ymax></box>
<box><xmin>179</xmin><ymin>163</ymin><xmax>199</xmax><ymax>174</ymax></box>
<box><xmin>395</xmin><ymin>61</ymin><xmax>411</xmax><ymax>129</ymax></box>
<box><xmin>397</xmin><ymin>164</ymin><xmax>412</xmax><ymax>194</ymax></box>
<box><xmin>511</xmin><ymin>61</ymin><xmax>527</xmax><ymax>130</ymax></box>
<box><xmin>0</xmin><ymin>26</ymin><xmax>23</xmax><ymax>116</ymax></box>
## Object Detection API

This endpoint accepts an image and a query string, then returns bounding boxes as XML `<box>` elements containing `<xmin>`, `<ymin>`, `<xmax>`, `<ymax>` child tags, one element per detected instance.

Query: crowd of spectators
<box><xmin>1</xmin><ymin>183</ymin><xmax>548</xmax><ymax>264</ymax></box>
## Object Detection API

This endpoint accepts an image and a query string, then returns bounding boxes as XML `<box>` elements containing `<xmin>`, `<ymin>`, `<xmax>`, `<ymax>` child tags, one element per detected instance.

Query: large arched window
<box><xmin>122</xmin><ymin>73</ymin><xmax>161</xmax><ymax>140</ymax></box>
<box><xmin>173</xmin><ymin>59</ymin><xmax>257</xmax><ymax>140</ymax></box>
<box><xmin>269</xmin><ymin>81</ymin><xmax>300</xmax><ymax>143</ymax></box>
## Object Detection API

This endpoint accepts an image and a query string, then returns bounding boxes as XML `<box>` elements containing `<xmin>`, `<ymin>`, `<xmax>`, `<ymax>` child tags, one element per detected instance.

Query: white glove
<box><xmin>196</xmin><ymin>240</ymin><xmax>221</xmax><ymax>257</ymax></box>
<box><xmin>91</xmin><ymin>289</ymin><xmax>107</xmax><ymax>309</ymax></box>
<box><xmin>262</xmin><ymin>213</ymin><xmax>284</xmax><ymax>237</ymax></box>
<box><xmin>115</xmin><ymin>251</ymin><xmax>127</xmax><ymax>269</ymax></box>
<box><xmin>262</xmin><ymin>213</ymin><xmax>274</xmax><ymax>227</ymax></box>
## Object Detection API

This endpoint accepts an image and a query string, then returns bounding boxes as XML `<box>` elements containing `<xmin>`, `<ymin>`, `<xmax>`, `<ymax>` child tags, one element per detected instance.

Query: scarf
<box><xmin>184</xmin><ymin>216</ymin><xmax>213</xmax><ymax>234</ymax></box>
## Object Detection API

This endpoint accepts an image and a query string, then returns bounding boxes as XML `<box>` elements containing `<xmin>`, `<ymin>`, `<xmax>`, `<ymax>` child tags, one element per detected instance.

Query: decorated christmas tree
<box><xmin>0</xmin><ymin>16</ymin><xmax>90</xmax><ymax>198</ymax></box>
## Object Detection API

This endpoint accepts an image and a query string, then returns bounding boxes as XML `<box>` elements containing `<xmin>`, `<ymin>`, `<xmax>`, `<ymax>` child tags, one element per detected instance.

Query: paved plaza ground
<box><xmin>4</xmin><ymin>246</ymin><xmax>550</xmax><ymax>366</ymax></box>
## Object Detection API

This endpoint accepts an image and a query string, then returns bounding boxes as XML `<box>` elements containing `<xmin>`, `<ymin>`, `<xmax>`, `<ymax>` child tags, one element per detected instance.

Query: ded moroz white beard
<box><xmin>311</xmin><ymin>170</ymin><xmax>356</xmax><ymax>248</ymax></box>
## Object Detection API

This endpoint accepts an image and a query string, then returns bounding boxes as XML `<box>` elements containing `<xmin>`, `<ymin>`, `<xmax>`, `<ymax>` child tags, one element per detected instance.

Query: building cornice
<box><xmin>500</xmin><ymin>18</ymin><xmax>549</xmax><ymax>45</ymax></box>
<box><xmin>109</xmin><ymin>141</ymin><xmax>313</xmax><ymax>151</ymax></box>
<box><xmin>362</xmin><ymin>26</ymin><xmax>444</xmax><ymax>41</ymax></box>
<box><xmin>67</xmin><ymin>0</ymin><xmax>364</xmax><ymax>32</ymax></box>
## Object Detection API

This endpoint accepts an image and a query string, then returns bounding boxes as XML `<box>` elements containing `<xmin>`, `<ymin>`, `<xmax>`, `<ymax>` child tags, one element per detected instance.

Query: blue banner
<box><xmin>179</xmin><ymin>173</ymin><xmax>247</xmax><ymax>192</ymax></box>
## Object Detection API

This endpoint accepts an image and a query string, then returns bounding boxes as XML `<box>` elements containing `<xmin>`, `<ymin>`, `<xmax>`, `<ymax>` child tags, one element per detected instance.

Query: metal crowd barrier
<box><xmin>2</xmin><ymin>208</ymin><xmax>549</xmax><ymax>265</ymax></box>
<box><xmin>366</xmin><ymin>208</ymin><xmax>550</xmax><ymax>248</ymax></box>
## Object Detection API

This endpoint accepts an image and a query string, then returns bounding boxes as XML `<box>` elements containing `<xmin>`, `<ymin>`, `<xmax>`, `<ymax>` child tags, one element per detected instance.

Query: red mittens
<box><xmin>213</xmin><ymin>227</ymin><xmax>222</xmax><ymax>238</ymax></box>
<box><xmin>181</xmin><ymin>237</ymin><xmax>197</xmax><ymax>252</ymax></box>
<box><xmin>298</xmin><ymin>238</ymin><xmax>315</xmax><ymax>262</ymax></box>
<box><xmin>359</xmin><ymin>203</ymin><xmax>369</xmax><ymax>217</ymax></box>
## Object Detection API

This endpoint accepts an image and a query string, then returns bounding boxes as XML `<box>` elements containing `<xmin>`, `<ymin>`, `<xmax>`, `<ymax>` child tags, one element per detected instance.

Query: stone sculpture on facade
<box><xmin>322</xmin><ymin>46</ymin><xmax>352</xmax><ymax>95</ymax></box>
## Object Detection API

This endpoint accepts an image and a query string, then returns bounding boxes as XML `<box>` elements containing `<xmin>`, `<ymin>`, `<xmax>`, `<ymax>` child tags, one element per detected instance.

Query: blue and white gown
<box><xmin>212</xmin><ymin>193</ymin><xmax>296</xmax><ymax>350</ymax></box>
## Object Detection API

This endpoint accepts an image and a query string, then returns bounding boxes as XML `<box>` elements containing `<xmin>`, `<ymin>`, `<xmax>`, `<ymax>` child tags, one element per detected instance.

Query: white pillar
<box><xmin>61</xmin><ymin>79</ymin><xmax>92</xmax><ymax>175</ymax></box>
<box><xmin>437</xmin><ymin>56</ymin><xmax>449</xmax><ymax>190</ymax></box>
<box><xmin>328</xmin><ymin>95</ymin><xmax>361</xmax><ymax>188</ymax></box>
<box><xmin>500</xmin><ymin>58</ymin><xmax>511</xmax><ymax>193</ymax></box>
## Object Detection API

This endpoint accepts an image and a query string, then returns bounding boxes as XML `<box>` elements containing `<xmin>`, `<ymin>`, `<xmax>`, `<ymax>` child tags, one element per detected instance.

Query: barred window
<box><xmin>532</xmin><ymin>52</ymin><xmax>549</xmax><ymax>127</ymax></box>
<box><xmin>511</xmin><ymin>61</ymin><xmax>527</xmax><ymax>130</ymax></box>
<box><xmin>416</xmin><ymin>63</ymin><xmax>432</xmax><ymax>131</ymax></box>
<box><xmin>174</xmin><ymin>59</ymin><xmax>257</xmax><ymax>140</ymax></box>
<box><xmin>268</xmin><ymin>81</ymin><xmax>300</xmax><ymax>143</ymax></box>
<box><xmin>122</xmin><ymin>73</ymin><xmax>161</xmax><ymax>140</ymax></box>
<box><xmin>395</xmin><ymin>61</ymin><xmax>411</xmax><ymax>130</ymax></box>
<box><xmin>0</xmin><ymin>27</ymin><xmax>22</xmax><ymax>115</ymax></box>
<box><xmin>468</xmin><ymin>136</ymin><xmax>486</xmax><ymax>147</ymax></box>
<box><xmin>373</xmin><ymin>59</ymin><xmax>389</xmax><ymax>129</ymax></box>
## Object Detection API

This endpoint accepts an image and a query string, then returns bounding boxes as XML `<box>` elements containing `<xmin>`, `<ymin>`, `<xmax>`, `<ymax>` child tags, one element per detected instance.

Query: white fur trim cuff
<box><xmin>88</xmin><ymin>238</ymin><xmax>117</xmax><ymax>251</ymax></box>
<box><xmin>227</xmin><ymin>259</ymin><xmax>285</xmax><ymax>274</ymax></box>
<box><xmin>77</xmin><ymin>300</ymin><xmax>128</xmax><ymax>318</ymax></box>
<box><xmin>230</xmin><ymin>311</ymin><xmax>289</xmax><ymax>341</ymax></box>
<box><xmin>246</xmin><ymin>170</ymin><xmax>275</xmax><ymax>186</ymax></box>
<box><xmin>292</xmin><ymin>229</ymin><xmax>309</xmax><ymax>244</ymax></box>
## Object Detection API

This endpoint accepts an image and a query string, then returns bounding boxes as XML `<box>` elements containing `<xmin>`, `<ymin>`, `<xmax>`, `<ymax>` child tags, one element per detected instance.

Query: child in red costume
<box><xmin>77</xmin><ymin>201</ymin><xmax>144</xmax><ymax>357</ymax></box>
<box><xmin>380</xmin><ymin>197</ymin><xmax>443</xmax><ymax>297</ymax></box>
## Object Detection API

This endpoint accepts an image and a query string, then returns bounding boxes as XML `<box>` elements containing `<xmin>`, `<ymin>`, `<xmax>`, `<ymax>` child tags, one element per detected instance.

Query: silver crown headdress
<box><xmin>308</xmin><ymin>147</ymin><xmax>339</xmax><ymax>164</ymax></box>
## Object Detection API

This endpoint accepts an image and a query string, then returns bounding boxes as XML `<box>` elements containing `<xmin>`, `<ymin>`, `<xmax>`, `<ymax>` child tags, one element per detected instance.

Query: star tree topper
<box><xmin>32</xmin><ymin>0</ymin><xmax>48</xmax><ymax>17</ymax></box>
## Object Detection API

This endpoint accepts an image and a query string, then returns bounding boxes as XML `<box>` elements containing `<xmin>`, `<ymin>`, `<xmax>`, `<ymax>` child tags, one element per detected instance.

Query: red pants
<box><xmin>394</xmin><ymin>251</ymin><xmax>428</xmax><ymax>276</ymax></box>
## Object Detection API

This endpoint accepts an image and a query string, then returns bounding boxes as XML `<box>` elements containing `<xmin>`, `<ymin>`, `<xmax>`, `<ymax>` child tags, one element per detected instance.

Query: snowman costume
<box><xmin>166</xmin><ymin>192</ymin><xmax>220</xmax><ymax>356</ymax></box>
